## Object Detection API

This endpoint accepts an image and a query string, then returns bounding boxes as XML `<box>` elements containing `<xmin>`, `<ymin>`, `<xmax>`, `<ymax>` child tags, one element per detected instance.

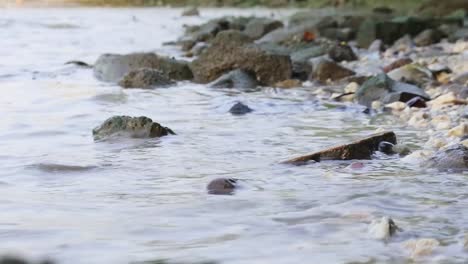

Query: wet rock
<box><xmin>414</xmin><ymin>29</ymin><xmax>445</xmax><ymax>46</ymax></box>
<box><xmin>190</xmin><ymin>30</ymin><xmax>292</xmax><ymax>86</ymax></box>
<box><xmin>368</xmin><ymin>39</ymin><xmax>384</xmax><ymax>52</ymax></box>
<box><xmin>383</xmin><ymin>58</ymin><xmax>413</xmax><ymax>73</ymax></box>
<box><xmin>118</xmin><ymin>68</ymin><xmax>175</xmax><ymax>89</ymax></box>
<box><xmin>390</xmin><ymin>34</ymin><xmax>415</xmax><ymax>53</ymax></box>
<box><xmin>290</xmin><ymin>45</ymin><xmax>327</xmax><ymax>63</ymax></box>
<box><xmin>327</xmin><ymin>42</ymin><xmax>357</xmax><ymax>62</ymax></box>
<box><xmin>321</xmin><ymin>27</ymin><xmax>355</xmax><ymax>42</ymax></box>
<box><xmin>275</xmin><ymin>79</ymin><xmax>302</xmax><ymax>88</ymax></box>
<box><xmin>0</xmin><ymin>256</ymin><xmax>53</xmax><ymax>264</ymax></box>
<box><xmin>208</xmin><ymin>69</ymin><xmax>257</xmax><ymax>89</ymax></box>
<box><xmin>309</xmin><ymin>59</ymin><xmax>355</xmax><ymax>83</ymax></box>
<box><xmin>229</xmin><ymin>102</ymin><xmax>253</xmax><ymax>115</ymax></box>
<box><xmin>404</xmin><ymin>238</ymin><xmax>440</xmax><ymax>259</ymax></box>
<box><xmin>387</xmin><ymin>64</ymin><xmax>433</xmax><ymax>86</ymax></box>
<box><xmin>94</xmin><ymin>53</ymin><xmax>193</xmax><ymax>82</ymax></box>
<box><xmin>406</xmin><ymin>96</ymin><xmax>427</xmax><ymax>108</ymax></box>
<box><xmin>429</xmin><ymin>92</ymin><xmax>467</xmax><ymax>109</ymax></box>
<box><xmin>181</xmin><ymin>7</ymin><xmax>199</xmax><ymax>16</ymax></box>
<box><xmin>92</xmin><ymin>116</ymin><xmax>175</xmax><ymax>141</ymax></box>
<box><xmin>378</xmin><ymin>141</ymin><xmax>394</xmax><ymax>154</ymax></box>
<box><xmin>378</xmin><ymin>141</ymin><xmax>411</xmax><ymax>156</ymax></box>
<box><xmin>183</xmin><ymin>17</ymin><xmax>251</xmax><ymax>43</ymax></box>
<box><xmin>355</xmin><ymin>73</ymin><xmax>430</xmax><ymax>108</ymax></box>
<box><xmin>65</xmin><ymin>60</ymin><xmax>93</xmax><ymax>68</ymax></box>
<box><xmin>284</xmin><ymin>131</ymin><xmax>397</xmax><ymax>164</ymax></box>
<box><xmin>207</xmin><ymin>178</ymin><xmax>237</xmax><ymax>195</ymax></box>
<box><xmin>448</xmin><ymin>123</ymin><xmax>468</xmax><ymax>138</ymax></box>
<box><xmin>426</xmin><ymin>144</ymin><xmax>467</xmax><ymax>171</ymax></box>
<box><xmin>244</xmin><ymin>17</ymin><xmax>283</xmax><ymax>40</ymax></box>
<box><xmin>369</xmin><ymin>216</ymin><xmax>401</xmax><ymax>240</ymax></box>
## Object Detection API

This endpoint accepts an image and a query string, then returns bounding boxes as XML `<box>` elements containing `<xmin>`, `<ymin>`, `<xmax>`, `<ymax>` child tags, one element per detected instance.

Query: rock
<box><xmin>183</xmin><ymin>17</ymin><xmax>253</xmax><ymax>43</ymax></box>
<box><xmin>0</xmin><ymin>256</ymin><xmax>53</xmax><ymax>264</ymax></box>
<box><xmin>65</xmin><ymin>60</ymin><xmax>93</xmax><ymax>68</ymax></box>
<box><xmin>426</xmin><ymin>144</ymin><xmax>467</xmax><ymax>171</ymax></box>
<box><xmin>387</xmin><ymin>64</ymin><xmax>433</xmax><ymax>86</ymax></box>
<box><xmin>320</xmin><ymin>27</ymin><xmax>355</xmax><ymax>41</ymax></box>
<box><xmin>118</xmin><ymin>68</ymin><xmax>175</xmax><ymax>89</ymax></box>
<box><xmin>244</xmin><ymin>17</ymin><xmax>283</xmax><ymax>40</ymax></box>
<box><xmin>369</xmin><ymin>216</ymin><xmax>400</xmax><ymax>240</ymax></box>
<box><xmin>309</xmin><ymin>59</ymin><xmax>355</xmax><ymax>83</ymax></box>
<box><xmin>390</xmin><ymin>34</ymin><xmax>415</xmax><ymax>53</ymax></box>
<box><xmin>181</xmin><ymin>7</ymin><xmax>199</xmax><ymax>16</ymax></box>
<box><xmin>355</xmin><ymin>73</ymin><xmax>430</xmax><ymax>108</ymax></box>
<box><xmin>208</xmin><ymin>69</ymin><xmax>258</xmax><ymax>89</ymax></box>
<box><xmin>275</xmin><ymin>79</ymin><xmax>302</xmax><ymax>88</ymax></box>
<box><xmin>448</xmin><ymin>123</ymin><xmax>468</xmax><ymax>138</ymax></box>
<box><xmin>429</xmin><ymin>92</ymin><xmax>467</xmax><ymax>109</ymax></box>
<box><xmin>327</xmin><ymin>43</ymin><xmax>358</xmax><ymax>62</ymax></box>
<box><xmin>92</xmin><ymin>116</ymin><xmax>175</xmax><ymax>141</ymax></box>
<box><xmin>190</xmin><ymin>30</ymin><xmax>292</xmax><ymax>86</ymax></box>
<box><xmin>414</xmin><ymin>29</ymin><xmax>445</xmax><ymax>46</ymax></box>
<box><xmin>453</xmin><ymin>72</ymin><xmax>468</xmax><ymax>85</ymax></box>
<box><xmin>229</xmin><ymin>102</ymin><xmax>253</xmax><ymax>115</ymax></box>
<box><xmin>290</xmin><ymin>45</ymin><xmax>327</xmax><ymax>63</ymax></box>
<box><xmin>368</xmin><ymin>39</ymin><xmax>384</xmax><ymax>52</ymax></box>
<box><xmin>94</xmin><ymin>53</ymin><xmax>193</xmax><ymax>82</ymax></box>
<box><xmin>284</xmin><ymin>131</ymin><xmax>397</xmax><ymax>164</ymax></box>
<box><xmin>378</xmin><ymin>141</ymin><xmax>394</xmax><ymax>154</ymax></box>
<box><xmin>417</xmin><ymin>0</ymin><xmax>468</xmax><ymax>17</ymax></box>
<box><xmin>406</xmin><ymin>96</ymin><xmax>427</xmax><ymax>108</ymax></box>
<box><xmin>378</xmin><ymin>141</ymin><xmax>411</xmax><ymax>156</ymax></box>
<box><xmin>207</xmin><ymin>178</ymin><xmax>237</xmax><ymax>195</ymax></box>
<box><xmin>383</xmin><ymin>58</ymin><xmax>413</xmax><ymax>73</ymax></box>
<box><xmin>404</xmin><ymin>238</ymin><xmax>440</xmax><ymax>259</ymax></box>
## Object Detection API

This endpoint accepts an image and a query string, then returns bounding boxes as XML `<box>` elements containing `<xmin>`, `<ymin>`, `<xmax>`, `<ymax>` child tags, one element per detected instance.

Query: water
<box><xmin>0</xmin><ymin>7</ymin><xmax>467</xmax><ymax>264</ymax></box>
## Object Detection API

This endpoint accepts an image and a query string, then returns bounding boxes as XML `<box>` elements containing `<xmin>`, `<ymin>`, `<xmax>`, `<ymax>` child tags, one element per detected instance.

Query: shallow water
<box><xmin>0</xmin><ymin>7</ymin><xmax>467</xmax><ymax>264</ymax></box>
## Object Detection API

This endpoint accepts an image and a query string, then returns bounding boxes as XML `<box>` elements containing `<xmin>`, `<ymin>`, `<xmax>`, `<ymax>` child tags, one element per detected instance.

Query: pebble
<box><xmin>344</xmin><ymin>82</ymin><xmax>359</xmax><ymax>93</ymax></box>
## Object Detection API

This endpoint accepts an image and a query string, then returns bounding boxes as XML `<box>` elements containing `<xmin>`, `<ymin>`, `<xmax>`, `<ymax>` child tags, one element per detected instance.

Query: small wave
<box><xmin>27</xmin><ymin>163</ymin><xmax>97</xmax><ymax>173</ymax></box>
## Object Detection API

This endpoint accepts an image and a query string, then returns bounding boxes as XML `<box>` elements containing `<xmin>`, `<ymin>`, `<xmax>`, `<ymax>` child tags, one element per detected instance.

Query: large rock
<box><xmin>309</xmin><ymin>58</ymin><xmax>355</xmax><ymax>83</ymax></box>
<box><xmin>387</xmin><ymin>64</ymin><xmax>433</xmax><ymax>86</ymax></box>
<box><xmin>328</xmin><ymin>42</ymin><xmax>358</xmax><ymax>62</ymax></box>
<box><xmin>413</xmin><ymin>29</ymin><xmax>445</xmax><ymax>46</ymax></box>
<box><xmin>208</xmin><ymin>69</ymin><xmax>258</xmax><ymax>89</ymax></box>
<box><xmin>190</xmin><ymin>30</ymin><xmax>292</xmax><ymax>85</ymax></box>
<box><xmin>244</xmin><ymin>17</ymin><xmax>283</xmax><ymax>40</ymax></box>
<box><xmin>94</xmin><ymin>53</ymin><xmax>193</xmax><ymax>82</ymax></box>
<box><xmin>355</xmin><ymin>73</ymin><xmax>430</xmax><ymax>108</ymax></box>
<box><xmin>118</xmin><ymin>68</ymin><xmax>175</xmax><ymax>89</ymax></box>
<box><xmin>426</xmin><ymin>144</ymin><xmax>467</xmax><ymax>171</ymax></box>
<box><xmin>284</xmin><ymin>131</ymin><xmax>397</xmax><ymax>164</ymax></box>
<box><xmin>92</xmin><ymin>116</ymin><xmax>175</xmax><ymax>141</ymax></box>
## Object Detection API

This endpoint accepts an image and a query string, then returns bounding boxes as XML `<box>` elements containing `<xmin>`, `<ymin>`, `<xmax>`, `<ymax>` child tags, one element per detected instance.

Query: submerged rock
<box><xmin>207</xmin><ymin>178</ymin><xmax>237</xmax><ymax>195</ymax></box>
<box><xmin>355</xmin><ymin>73</ymin><xmax>430</xmax><ymax>108</ymax></box>
<box><xmin>426</xmin><ymin>144</ymin><xmax>467</xmax><ymax>171</ymax></box>
<box><xmin>327</xmin><ymin>43</ymin><xmax>358</xmax><ymax>62</ymax></box>
<box><xmin>208</xmin><ymin>69</ymin><xmax>257</xmax><ymax>89</ymax></box>
<box><xmin>309</xmin><ymin>59</ymin><xmax>355</xmax><ymax>83</ymax></box>
<box><xmin>369</xmin><ymin>216</ymin><xmax>401</xmax><ymax>240</ymax></box>
<box><xmin>284</xmin><ymin>131</ymin><xmax>397</xmax><ymax>164</ymax></box>
<box><xmin>92</xmin><ymin>116</ymin><xmax>175</xmax><ymax>141</ymax></box>
<box><xmin>229</xmin><ymin>102</ymin><xmax>253</xmax><ymax>115</ymax></box>
<box><xmin>118</xmin><ymin>68</ymin><xmax>175</xmax><ymax>88</ymax></box>
<box><xmin>94</xmin><ymin>53</ymin><xmax>193</xmax><ymax>82</ymax></box>
<box><xmin>190</xmin><ymin>30</ymin><xmax>292</xmax><ymax>85</ymax></box>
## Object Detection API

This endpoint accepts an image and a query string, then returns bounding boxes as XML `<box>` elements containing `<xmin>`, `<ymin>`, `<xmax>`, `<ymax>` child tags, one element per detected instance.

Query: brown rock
<box><xmin>207</xmin><ymin>178</ymin><xmax>237</xmax><ymax>195</ymax></box>
<box><xmin>284</xmin><ymin>131</ymin><xmax>397</xmax><ymax>165</ymax></box>
<box><xmin>275</xmin><ymin>79</ymin><xmax>302</xmax><ymax>88</ymax></box>
<box><xmin>309</xmin><ymin>59</ymin><xmax>355</xmax><ymax>83</ymax></box>
<box><xmin>383</xmin><ymin>58</ymin><xmax>413</xmax><ymax>73</ymax></box>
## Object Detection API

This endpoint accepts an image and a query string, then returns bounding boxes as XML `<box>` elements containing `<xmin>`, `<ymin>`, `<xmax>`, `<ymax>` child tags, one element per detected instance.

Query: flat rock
<box><xmin>92</xmin><ymin>116</ymin><xmax>175</xmax><ymax>141</ymax></box>
<box><xmin>284</xmin><ymin>131</ymin><xmax>397</xmax><ymax>164</ymax></box>
<box><xmin>94</xmin><ymin>53</ymin><xmax>193</xmax><ymax>82</ymax></box>
<box><xmin>208</xmin><ymin>69</ymin><xmax>257</xmax><ymax>89</ymax></box>
<box><xmin>118</xmin><ymin>68</ymin><xmax>175</xmax><ymax>88</ymax></box>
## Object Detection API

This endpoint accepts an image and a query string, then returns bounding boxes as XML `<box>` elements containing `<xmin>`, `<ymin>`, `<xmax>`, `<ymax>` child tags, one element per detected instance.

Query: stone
<box><xmin>181</xmin><ymin>7</ymin><xmax>199</xmax><ymax>16</ymax></box>
<box><xmin>275</xmin><ymin>79</ymin><xmax>302</xmax><ymax>88</ymax></box>
<box><xmin>383</xmin><ymin>58</ymin><xmax>413</xmax><ymax>73</ymax></box>
<box><xmin>243</xmin><ymin>17</ymin><xmax>283</xmax><ymax>40</ymax></box>
<box><xmin>190</xmin><ymin>30</ymin><xmax>292</xmax><ymax>86</ymax></box>
<box><xmin>183</xmin><ymin>17</ymin><xmax>253</xmax><ymax>43</ymax></box>
<box><xmin>207</xmin><ymin>178</ymin><xmax>237</xmax><ymax>195</ymax></box>
<box><xmin>404</xmin><ymin>238</ymin><xmax>440</xmax><ymax>259</ymax></box>
<box><xmin>208</xmin><ymin>69</ymin><xmax>258</xmax><ymax>89</ymax></box>
<box><xmin>92</xmin><ymin>116</ymin><xmax>175</xmax><ymax>141</ymax></box>
<box><xmin>387</xmin><ymin>64</ymin><xmax>433</xmax><ymax>86</ymax></box>
<box><xmin>430</xmin><ymin>92</ymin><xmax>467</xmax><ymax>109</ymax></box>
<box><xmin>309</xmin><ymin>59</ymin><xmax>355</xmax><ymax>83</ymax></box>
<box><xmin>368</xmin><ymin>39</ymin><xmax>384</xmax><ymax>52</ymax></box>
<box><xmin>378</xmin><ymin>141</ymin><xmax>411</xmax><ymax>156</ymax></box>
<box><xmin>327</xmin><ymin>43</ymin><xmax>358</xmax><ymax>62</ymax></box>
<box><xmin>320</xmin><ymin>27</ymin><xmax>355</xmax><ymax>41</ymax></box>
<box><xmin>355</xmin><ymin>73</ymin><xmax>430</xmax><ymax>108</ymax></box>
<box><xmin>229</xmin><ymin>102</ymin><xmax>253</xmax><ymax>115</ymax></box>
<box><xmin>448</xmin><ymin>123</ymin><xmax>468</xmax><ymax>138</ymax></box>
<box><xmin>406</xmin><ymin>96</ymin><xmax>427</xmax><ymax>108</ymax></box>
<box><xmin>368</xmin><ymin>216</ymin><xmax>400</xmax><ymax>240</ymax></box>
<box><xmin>426</xmin><ymin>144</ymin><xmax>467</xmax><ymax>171</ymax></box>
<box><xmin>414</xmin><ymin>29</ymin><xmax>445</xmax><ymax>46</ymax></box>
<box><xmin>94</xmin><ymin>53</ymin><xmax>193</xmax><ymax>82</ymax></box>
<box><xmin>284</xmin><ymin>131</ymin><xmax>397</xmax><ymax>164</ymax></box>
<box><xmin>118</xmin><ymin>68</ymin><xmax>175</xmax><ymax>89</ymax></box>
<box><xmin>390</xmin><ymin>34</ymin><xmax>414</xmax><ymax>53</ymax></box>
<box><xmin>290</xmin><ymin>45</ymin><xmax>327</xmax><ymax>63</ymax></box>
<box><xmin>417</xmin><ymin>0</ymin><xmax>468</xmax><ymax>17</ymax></box>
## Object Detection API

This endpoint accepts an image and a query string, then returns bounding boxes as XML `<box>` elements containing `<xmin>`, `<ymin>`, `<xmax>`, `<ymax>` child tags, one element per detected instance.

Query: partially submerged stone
<box><xmin>229</xmin><ymin>102</ymin><xmax>253</xmax><ymax>115</ymax></box>
<box><xmin>368</xmin><ymin>216</ymin><xmax>401</xmax><ymax>240</ymax></box>
<box><xmin>92</xmin><ymin>116</ymin><xmax>175</xmax><ymax>141</ymax></box>
<box><xmin>404</xmin><ymin>238</ymin><xmax>440</xmax><ymax>259</ymax></box>
<box><xmin>94</xmin><ymin>53</ymin><xmax>193</xmax><ymax>82</ymax></box>
<box><xmin>284</xmin><ymin>131</ymin><xmax>397</xmax><ymax>164</ymax></box>
<box><xmin>426</xmin><ymin>144</ymin><xmax>468</xmax><ymax>171</ymax></box>
<box><xmin>309</xmin><ymin>59</ymin><xmax>355</xmax><ymax>83</ymax></box>
<box><xmin>208</xmin><ymin>69</ymin><xmax>258</xmax><ymax>89</ymax></box>
<box><xmin>118</xmin><ymin>68</ymin><xmax>175</xmax><ymax>89</ymax></box>
<box><xmin>207</xmin><ymin>178</ymin><xmax>237</xmax><ymax>195</ymax></box>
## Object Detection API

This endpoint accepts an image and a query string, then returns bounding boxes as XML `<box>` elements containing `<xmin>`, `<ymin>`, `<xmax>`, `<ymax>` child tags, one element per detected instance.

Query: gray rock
<box><xmin>118</xmin><ymin>68</ymin><xmax>175</xmax><ymax>89</ymax></box>
<box><xmin>190</xmin><ymin>30</ymin><xmax>292</xmax><ymax>86</ymax></box>
<box><xmin>92</xmin><ymin>116</ymin><xmax>175</xmax><ymax>141</ymax></box>
<box><xmin>181</xmin><ymin>7</ymin><xmax>199</xmax><ymax>16</ymax></box>
<box><xmin>229</xmin><ymin>102</ymin><xmax>253</xmax><ymax>115</ymax></box>
<box><xmin>309</xmin><ymin>58</ymin><xmax>355</xmax><ymax>83</ymax></box>
<box><xmin>328</xmin><ymin>43</ymin><xmax>358</xmax><ymax>62</ymax></box>
<box><xmin>414</xmin><ymin>29</ymin><xmax>445</xmax><ymax>46</ymax></box>
<box><xmin>320</xmin><ymin>27</ymin><xmax>355</xmax><ymax>41</ymax></box>
<box><xmin>244</xmin><ymin>17</ymin><xmax>283</xmax><ymax>40</ymax></box>
<box><xmin>209</xmin><ymin>69</ymin><xmax>258</xmax><ymax>89</ymax></box>
<box><xmin>387</xmin><ymin>63</ymin><xmax>433</xmax><ymax>86</ymax></box>
<box><xmin>207</xmin><ymin>178</ymin><xmax>237</xmax><ymax>195</ymax></box>
<box><xmin>356</xmin><ymin>73</ymin><xmax>430</xmax><ymax>108</ymax></box>
<box><xmin>94</xmin><ymin>53</ymin><xmax>193</xmax><ymax>83</ymax></box>
<box><xmin>426</xmin><ymin>144</ymin><xmax>467</xmax><ymax>171</ymax></box>
<box><xmin>290</xmin><ymin>44</ymin><xmax>327</xmax><ymax>63</ymax></box>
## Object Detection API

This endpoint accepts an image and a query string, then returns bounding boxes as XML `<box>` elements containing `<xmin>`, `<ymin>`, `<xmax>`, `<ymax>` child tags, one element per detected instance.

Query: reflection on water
<box><xmin>0</xmin><ymin>7</ymin><xmax>467</xmax><ymax>264</ymax></box>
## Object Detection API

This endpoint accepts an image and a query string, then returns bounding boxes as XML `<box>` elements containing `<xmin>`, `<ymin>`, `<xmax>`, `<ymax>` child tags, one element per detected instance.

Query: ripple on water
<box><xmin>26</xmin><ymin>163</ymin><xmax>98</xmax><ymax>173</ymax></box>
